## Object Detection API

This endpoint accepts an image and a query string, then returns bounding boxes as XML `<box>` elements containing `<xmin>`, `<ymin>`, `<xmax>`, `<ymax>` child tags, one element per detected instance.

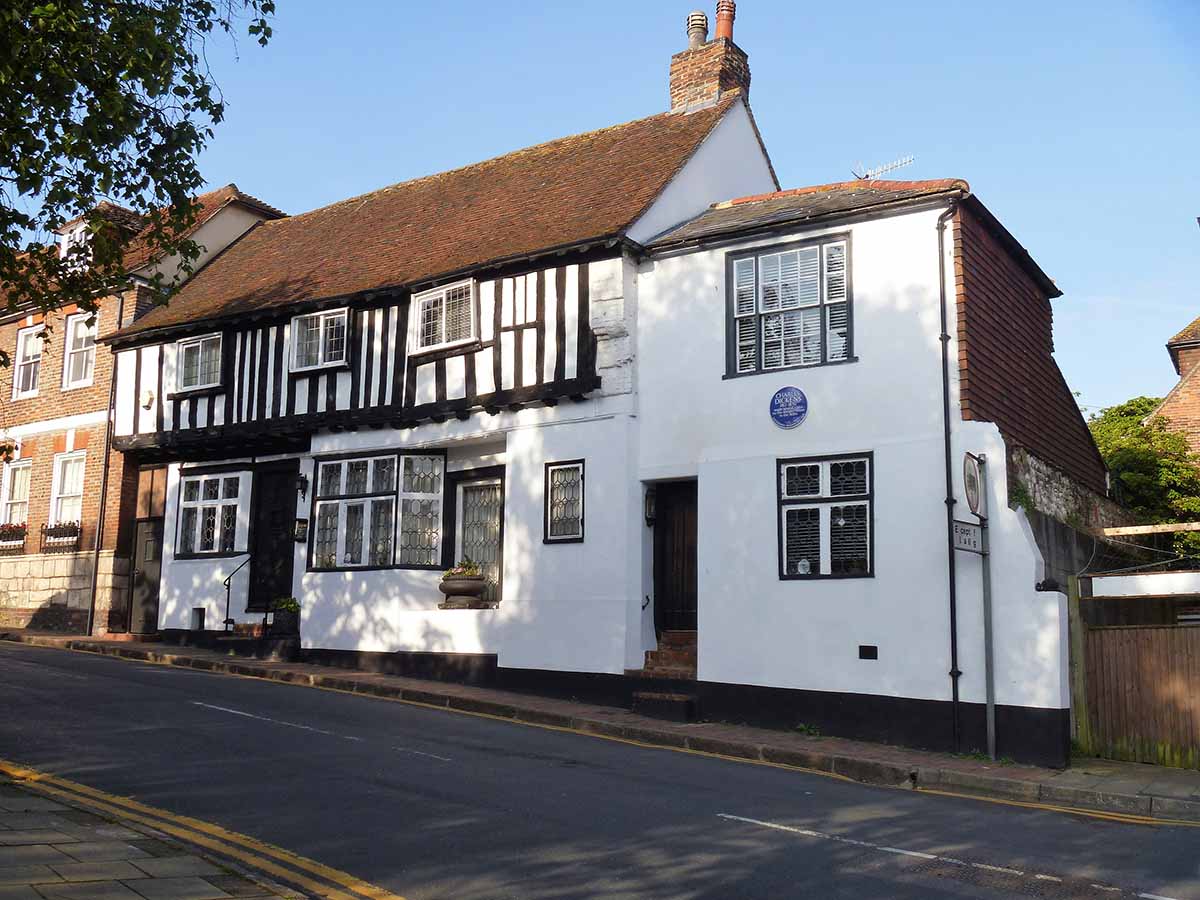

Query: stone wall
<box><xmin>0</xmin><ymin>550</ymin><xmax>129</xmax><ymax>634</ymax></box>
<box><xmin>1007</xmin><ymin>446</ymin><xmax>1129</xmax><ymax>533</ymax></box>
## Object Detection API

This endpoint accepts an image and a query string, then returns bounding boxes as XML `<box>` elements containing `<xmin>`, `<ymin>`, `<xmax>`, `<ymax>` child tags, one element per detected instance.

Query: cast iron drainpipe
<box><xmin>85</xmin><ymin>292</ymin><xmax>124</xmax><ymax>637</ymax></box>
<box><xmin>937</xmin><ymin>197</ymin><xmax>964</xmax><ymax>753</ymax></box>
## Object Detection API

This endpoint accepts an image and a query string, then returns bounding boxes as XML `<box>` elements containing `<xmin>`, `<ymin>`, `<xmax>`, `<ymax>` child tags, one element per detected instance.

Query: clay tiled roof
<box><xmin>121</xmin><ymin>184</ymin><xmax>285</xmax><ymax>273</ymax></box>
<box><xmin>1169</xmin><ymin>314</ymin><xmax>1200</xmax><ymax>347</ymax></box>
<box><xmin>649</xmin><ymin>179</ymin><xmax>969</xmax><ymax>245</ymax></box>
<box><xmin>114</xmin><ymin>97</ymin><xmax>741</xmax><ymax>340</ymax></box>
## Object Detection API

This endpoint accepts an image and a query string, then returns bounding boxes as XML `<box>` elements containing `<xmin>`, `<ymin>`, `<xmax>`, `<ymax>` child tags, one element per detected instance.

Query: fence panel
<box><xmin>1083</xmin><ymin>625</ymin><xmax>1200</xmax><ymax>769</ymax></box>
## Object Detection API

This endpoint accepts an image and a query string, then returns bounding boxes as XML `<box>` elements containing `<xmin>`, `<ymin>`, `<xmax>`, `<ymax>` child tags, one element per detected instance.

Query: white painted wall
<box><xmin>637</xmin><ymin>207</ymin><xmax>1067</xmax><ymax>712</ymax></box>
<box><xmin>1091</xmin><ymin>570</ymin><xmax>1200</xmax><ymax>597</ymax></box>
<box><xmin>133</xmin><ymin>203</ymin><xmax>267</xmax><ymax>285</ymax></box>
<box><xmin>627</xmin><ymin>101</ymin><xmax>776</xmax><ymax>246</ymax></box>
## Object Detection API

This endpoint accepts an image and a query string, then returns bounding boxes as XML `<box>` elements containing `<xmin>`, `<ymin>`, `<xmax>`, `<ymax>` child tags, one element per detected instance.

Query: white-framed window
<box><xmin>414</xmin><ymin>280</ymin><xmax>476</xmax><ymax>352</ymax></box>
<box><xmin>62</xmin><ymin>312</ymin><xmax>97</xmax><ymax>389</ymax></box>
<box><xmin>1</xmin><ymin>460</ymin><xmax>31</xmax><ymax>527</ymax></box>
<box><xmin>291</xmin><ymin>309</ymin><xmax>348</xmax><ymax>371</ymax></box>
<box><xmin>177</xmin><ymin>471</ymin><xmax>244</xmax><ymax>555</ymax></box>
<box><xmin>176</xmin><ymin>333</ymin><xmax>223</xmax><ymax>392</ymax></box>
<box><xmin>778</xmin><ymin>454</ymin><xmax>872</xmax><ymax>579</ymax></box>
<box><xmin>729</xmin><ymin>237</ymin><xmax>850</xmax><ymax>375</ymax></box>
<box><xmin>544</xmin><ymin>460</ymin><xmax>584</xmax><ymax>543</ymax></box>
<box><xmin>13</xmin><ymin>325</ymin><xmax>43</xmax><ymax>399</ymax></box>
<box><xmin>311</xmin><ymin>453</ymin><xmax>445</xmax><ymax>570</ymax></box>
<box><xmin>50</xmin><ymin>451</ymin><xmax>86</xmax><ymax>525</ymax></box>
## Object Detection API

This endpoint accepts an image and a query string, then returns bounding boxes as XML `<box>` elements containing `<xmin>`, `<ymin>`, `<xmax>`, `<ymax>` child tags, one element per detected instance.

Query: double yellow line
<box><xmin>0</xmin><ymin>759</ymin><xmax>406</xmax><ymax>900</ymax></box>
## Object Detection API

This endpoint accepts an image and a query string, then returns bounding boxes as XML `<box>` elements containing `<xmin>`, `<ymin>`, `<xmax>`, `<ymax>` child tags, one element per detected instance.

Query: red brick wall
<box><xmin>0</xmin><ymin>287</ymin><xmax>143</xmax><ymax>555</ymax></box>
<box><xmin>953</xmin><ymin>207</ymin><xmax>1108</xmax><ymax>494</ymax></box>
<box><xmin>668</xmin><ymin>39</ymin><xmax>750</xmax><ymax>111</ymax></box>
<box><xmin>1156</xmin><ymin>354</ymin><xmax>1200</xmax><ymax>454</ymax></box>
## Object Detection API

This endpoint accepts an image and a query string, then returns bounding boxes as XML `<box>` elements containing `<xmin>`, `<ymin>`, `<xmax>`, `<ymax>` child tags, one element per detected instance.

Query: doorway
<box><xmin>129</xmin><ymin>519</ymin><xmax>164</xmax><ymax>634</ymax></box>
<box><xmin>653</xmin><ymin>480</ymin><xmax>698</xmax><ymax>633</ymax></box>
<box><xmin>248</xmin><ymin>462</ymin><xmax>299</xmax><ymax>613</ymax></box>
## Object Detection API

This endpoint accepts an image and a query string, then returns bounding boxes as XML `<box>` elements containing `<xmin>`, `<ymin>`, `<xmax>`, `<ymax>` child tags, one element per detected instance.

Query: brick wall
<box><xmin>953</xmin><ymin>206</ymin><xmax>1109</xmax><ymax>495</ymax></box>
<box><xmin>1156</xmin><ymin>351</ymin><xmax>1200</xmax><ymax>454</ymax></box>
<box><xmin>668</xmin><ymin>38</ymin><xmax>750</xmax><ymax>112</ymax></box>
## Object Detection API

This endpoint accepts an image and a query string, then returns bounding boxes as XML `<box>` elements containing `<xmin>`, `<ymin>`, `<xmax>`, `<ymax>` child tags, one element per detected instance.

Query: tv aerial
<box><xmin>851</xmin><ymin>155</ymin><xmax>915</xmax><ymax>180</ymax></box>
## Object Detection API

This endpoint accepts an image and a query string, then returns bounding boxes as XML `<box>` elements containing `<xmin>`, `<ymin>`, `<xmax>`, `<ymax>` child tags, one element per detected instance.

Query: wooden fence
<box><xmin>1074</xmin><ymin>616</ymin><xmax>1200</xmax><ymax>769</ymax></box>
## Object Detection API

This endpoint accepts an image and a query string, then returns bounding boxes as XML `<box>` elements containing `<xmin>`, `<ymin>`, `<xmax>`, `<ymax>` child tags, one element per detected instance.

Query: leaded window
<box><xmin>544</xmin><ymin>460</ymin><xmax>584</xmax><ymax>542</ymax></box>
<box><xmin>178</xmin><ymin>472</ymin><xmax>244</xmax><ymax>556</ymax></box>
<box><xmin>311</xmin><ymin>453</ymin><xmax>444</xmax><ymax>570</ymax></box>
<box><xmin>729</xmin><ymin>237</ymin><xmax>851</xmax><ymax>376</ymax></box>
<box><xmin>291</xmin><ymin>309</ymin><xmax>348</xmax><ymax>371</ymax></box>
<box><xmin>778</xmin><ymin>454</ymin><xmax>872</xmax><ymax>579</ymax></box>
<box><xmin>414</xmin><ymin>280</ymin><xmax>476</xmax><ymax>351</ymax></box>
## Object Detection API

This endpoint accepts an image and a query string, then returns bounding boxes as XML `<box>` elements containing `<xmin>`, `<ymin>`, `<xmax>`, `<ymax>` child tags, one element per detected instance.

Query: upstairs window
<box><xmin>292</xmin><ymin>309</ymin><xmax>348</xmax><ymax>371</ymax></box>
<box><xmin>51</xmin><ymin>451</ymin><xmax>86</xmax><ymax>525</ymax></box>
<box><xmin>1</xmin><ymin>460</ymin><xmax>31</xmax><ymax>526</ymax></box>
<box><xmin>414</xmin><ymin>281</ymin><xmax>476</xmax><ymax>352</ymax></box>
<box><xmin>178</xmin><ymin>472</ymin><xmax>243</xmax><ymax>556</ymax></box>
<box><xmin>60</xmin><ymin>225</ymin><xmax>90</xmax><ymax>271</ymax></box>
<box><xmin>62</xmin><ymin>312</ymin><xmax>97</xmax><ymax>389</ymax></box>
<box><xmin>177</xmin><ymin>333</ymin><xmax>222</xmax><ymax>392</ymax></box>
<box><xmin>728</xmin><ymin>236</ymin><xmax>851</xmax><ymax>376</ymax></box>
<box><xmin>777</xmin><ymin>454</ymin><xmax>872</xmax><ymax>579</ymax></box>
<box><xmin>13</xmin><ymin>325</ymin><xmax>43</xmax><ymax>399</ymax></box>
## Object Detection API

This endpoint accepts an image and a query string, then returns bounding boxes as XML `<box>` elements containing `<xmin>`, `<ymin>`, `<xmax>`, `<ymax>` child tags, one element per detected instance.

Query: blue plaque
<box><xmin>769</xmin><ymin>387</ymin><xmax>808</xmax><ymax>429</ymax></box>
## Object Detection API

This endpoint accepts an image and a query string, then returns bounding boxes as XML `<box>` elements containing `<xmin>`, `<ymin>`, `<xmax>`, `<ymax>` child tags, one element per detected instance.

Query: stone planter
<box><xmin>438</xmin><ymin>575</ymin><xmax>489</xmax><ymax>609</ymax></box>
<box><xmin>270</xmin><ymin>609</ymin><xmax>300</xmax><ymax>635</ymax></box>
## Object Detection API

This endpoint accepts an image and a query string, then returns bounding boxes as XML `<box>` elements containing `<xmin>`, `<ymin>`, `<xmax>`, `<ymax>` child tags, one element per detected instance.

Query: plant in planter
<box><xmin>271</xmin><ymin>596</ymin><xmax>301</xmax><ymax>635</ymax></box>
<box><xmin>0</xmin><ymin>521</ymin><xmax>27</xmax><ymax>544</ymax></box>
<box><xmin>439</xmin><ymin>558</ymin><xmax>490</xmax><ymax>609</ymax></box>
<box><xmin>43</xmin><ymin>521</ymin><xmax>81</xmax><ymax>542</ymax></box>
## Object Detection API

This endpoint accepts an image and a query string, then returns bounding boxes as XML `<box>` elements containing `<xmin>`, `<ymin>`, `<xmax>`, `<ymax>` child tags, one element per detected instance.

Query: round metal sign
<box><xmin>963</xmin><ymin>453</ymin><xmax>982</xmax><ymax>517</ymax></box>
<box><xmin>769</xmin><ymin>387</ymin><xmax>808</xmax><ymax>430</ymax></box>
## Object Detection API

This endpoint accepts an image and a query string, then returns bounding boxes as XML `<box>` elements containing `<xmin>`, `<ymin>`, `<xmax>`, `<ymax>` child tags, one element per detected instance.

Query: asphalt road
<box><xmin>0</xmin><ymin>641</ymin><xmax>1197</xmax><ymax>900</ymax></box>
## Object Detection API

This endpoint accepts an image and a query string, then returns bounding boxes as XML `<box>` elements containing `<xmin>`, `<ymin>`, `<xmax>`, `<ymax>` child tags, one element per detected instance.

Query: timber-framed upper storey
<box><xmin>111</xmin><ymin>254</ymin><xmax>605</xmax><ymax>456</ymax></box>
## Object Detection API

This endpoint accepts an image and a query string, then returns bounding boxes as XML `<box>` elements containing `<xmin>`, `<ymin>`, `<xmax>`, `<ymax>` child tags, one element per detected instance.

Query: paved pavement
<box><xmin>1</xmin><ymin>640</ymin><xmax>1199</xmax><ymax>899</ymax></box>
<box><xmin>0</xmin><ymin>777</ymin><xmax>291</xmax><ymax>900</ymax></box>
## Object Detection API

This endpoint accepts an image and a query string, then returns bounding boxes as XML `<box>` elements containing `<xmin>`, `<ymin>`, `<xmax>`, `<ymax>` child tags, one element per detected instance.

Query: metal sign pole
<box><xmin>979</xmin><ymin>455</ymin><xmax>996</xmax><ymax>761</ymax></box>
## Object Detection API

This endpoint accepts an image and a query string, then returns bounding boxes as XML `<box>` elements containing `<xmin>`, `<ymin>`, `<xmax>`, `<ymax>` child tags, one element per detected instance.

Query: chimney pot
<box><xmin>715</xmin><ymin>0</ymin><xmax>736</xmax><ymax>41</ymax></box>
<box><xmin>686</xmin><ymin>10</ymin><xmax>709</xmax><ymax>49</ymax></box>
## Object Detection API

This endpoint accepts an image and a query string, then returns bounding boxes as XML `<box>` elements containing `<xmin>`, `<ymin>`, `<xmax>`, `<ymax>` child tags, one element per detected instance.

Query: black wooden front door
<box><xmin>248</xmin><ymin>463</ymin><xmax>298</xmax><ymax>613</ymax></box>
<box><xmin>653</xmin><ymin>481</ymin><xmax>698</xmax><ymax>633</ymax></box>
<box><xmin>129</xmin><ymin>519</ymin><xmax>164</xmax><ymax>634</ymax></box>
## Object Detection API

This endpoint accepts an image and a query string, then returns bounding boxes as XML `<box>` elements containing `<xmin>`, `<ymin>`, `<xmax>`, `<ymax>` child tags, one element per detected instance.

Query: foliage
<box><xmin>273</xmin><ymin>596</ymin><xmax>300</xmax><ymax>613</ymax></box>
<box><xmin>1088</xmin><ymin>396</ymin><xmax>1200</xmax><ymax>557</ymax></box>
<box><xmin>1008</xmin><ymin>478</ymin><xmax>1033</xmax><ymax>512</ymax></box>
<box><xmin>0</xmin><ymin>0</ymin><xmax>276</xmax><ymax>350</ymax></box>
<box><xmin>443</xmin><ymin>559</ymin><xmax>482</xmax><ymax>579</ymax></box>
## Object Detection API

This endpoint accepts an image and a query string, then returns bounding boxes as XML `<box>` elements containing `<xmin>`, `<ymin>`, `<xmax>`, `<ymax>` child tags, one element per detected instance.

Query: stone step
<box><xmin>633</xmin><ymin>665</ymin><xmax>697</xmax><ymax>681</ymax></box>
<box><xmin>632</xmin><ymin>691</ymin><xmax>697</xmax><ymax>723</ymax></box>
<box><xmin>659</xmin><ymin>630</ymin><xmax>698</xmax><ymax>650</ymax></box>
<box><xmin>645</xmin><ymin>648</ymin><xmax>697</xmax><ymax>668</ymax></box>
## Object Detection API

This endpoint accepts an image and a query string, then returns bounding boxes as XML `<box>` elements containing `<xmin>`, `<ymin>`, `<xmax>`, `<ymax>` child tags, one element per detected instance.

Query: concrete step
<box><xmin>632</xmin><ymin>691</ymin><xmax>697</xmax><ymax>723</ymax></box>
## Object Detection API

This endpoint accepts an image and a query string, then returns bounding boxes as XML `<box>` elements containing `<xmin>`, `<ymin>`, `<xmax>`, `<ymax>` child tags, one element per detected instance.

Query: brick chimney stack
<box><xmin>669</xmin><ymin>2</ymin><xmax>750</xmax><ymax>113</ymax></box>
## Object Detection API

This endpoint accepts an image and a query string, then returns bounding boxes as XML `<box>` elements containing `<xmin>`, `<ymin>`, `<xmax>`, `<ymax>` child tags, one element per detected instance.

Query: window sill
<box><xmin>407</xmin><ymin>338</ymin><xmax>482</xmax><ymax>363</ymax></box>
<box><xmin>288</xmin><ymin>361</ymin><xmax>350</xmax><ymax>378</ymax></box>
<box><xmin>723</xmin><ymin>356</ymin><xmax>860</xmax><ymax>380</ymax></box>
<box><xmin>543</xmin><ymin>536</ymin><xmax>584</xmax><ymax>545</ymax></box>
<box><xmin>779</xmin><ymin>572</ymin><xmax>874</xmax><ymax>581</ymax></box>
<box><xmin>61</xmin><ymin>379</ymin><xmax>95</xmax><ymax>393</ymax></box>
<box><xmin>168</xmin><ymin>385</ymin><xmax>225</xmax><ymax>401</ymax></box>
<box><xmin>11</xmin><ymin>392</ymin><xmax>39</xmax><ymax>402</ymax></box>
<box><xmin>438</xmin><ymin>598</ymin><xmax>499</xmax><ymax>610</ymax></box>
<box><xmin>308</xmin><ymin>563</ymin><xmax>443</xmax><ymax>573</ymax></box>
<box><xmin>175</xmin><ymin>550</ymin><xmax>249</xmax><ymax>561</ymax></box>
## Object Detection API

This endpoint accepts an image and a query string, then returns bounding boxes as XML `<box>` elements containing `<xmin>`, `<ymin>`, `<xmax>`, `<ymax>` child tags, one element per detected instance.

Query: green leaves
<box><xmin>1089</xmin><ymin>396</ymin><xmax>1200</xmax><ymax>557</ymax></box>
<box><xmin>0</xmin><ymin>0</ymin><xmax>275</xmax><ymax>319</ymax></box>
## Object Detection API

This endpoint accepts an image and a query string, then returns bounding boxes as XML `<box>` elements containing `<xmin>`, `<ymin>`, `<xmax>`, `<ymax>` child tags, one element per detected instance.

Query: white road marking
<box><xmin>718</xmin><ymin>813</ymin><xmax>1182</xmax><ymax>899</ymax></box>
<box><xmin>190</xmin><ymin>702</ymin><xmax>364</xmax><ymax>742</ymax></box>
<box><xmin>393</xmin><ymin>746</ymin><xmax>451</xmax><ymax>762</ymax></box>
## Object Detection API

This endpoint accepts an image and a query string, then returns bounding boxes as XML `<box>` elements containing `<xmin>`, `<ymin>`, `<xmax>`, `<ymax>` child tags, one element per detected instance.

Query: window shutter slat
<box><xmin>734</xmin><ymin>258</ymin><xmax>756</xmax><ymax>317</ymax></box>
<box><xmin>826</xmin><ymin>303</ymin><xmax>849</xmax><ymax>362</ymax></box>
<box><xmin>824</xmin><ymin>242</ymin><xmax>847</xmax><ymax>303</ymax></box>
<box><xmin>736</xmin><ymin>318</ymin><xmax>757</xmax><ymax>372</ymax></box>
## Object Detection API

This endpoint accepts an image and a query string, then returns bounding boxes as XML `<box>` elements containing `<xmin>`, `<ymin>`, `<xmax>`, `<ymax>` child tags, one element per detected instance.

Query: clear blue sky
<box><xmin>196</xmin><ymin>0</ymin><xmax>1199</xmax><ymax>414</ymax></box>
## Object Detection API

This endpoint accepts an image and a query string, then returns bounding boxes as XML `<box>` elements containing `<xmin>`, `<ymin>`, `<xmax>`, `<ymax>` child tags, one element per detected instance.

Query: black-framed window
<box><xmin>777</xmin><ymin>453</ymin><xmax>872</xmax><ymax>579</ymax></box>
<box><xmin>543</xmin><ymin>460</ymin><xmax>584</xmax><ymax>543</ymax></box>
<box><xmin>310</xmin><ymin>452</ymin><xmax>445</xmax><ymax>571</ymax></box>
<box><xmin>178</xmin><ymin>471</ymin><xmax>247</xmax><ymax>556</ymax></box>
<box><xmin>728</xmin><ymin>235</ymin><xmax>851</xmax><ymax>377</ymax></box>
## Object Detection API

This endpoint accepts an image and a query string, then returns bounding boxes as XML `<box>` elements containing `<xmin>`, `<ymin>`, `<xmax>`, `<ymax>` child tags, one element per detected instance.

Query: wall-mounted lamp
<box><xmin>644</xmin><ymin>486</ymin><xmax>656</xmax><ymax>527</ymax></box>
<box><xmin>296</xmin><ymin>472</ymin><xmax>309</xmax><ymax>502</ymax></box>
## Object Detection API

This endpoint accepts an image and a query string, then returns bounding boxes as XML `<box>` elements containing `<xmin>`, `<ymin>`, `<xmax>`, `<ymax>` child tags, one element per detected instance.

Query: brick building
<box><xmin>1150</xmin><ymin>314</ymin><xmax>1200</xmax><ymax>454</ymax></box>
<box><xmin>0</xmin><ymin>186</ymin><xmax>282</xmax><ymax>634</ymax></box>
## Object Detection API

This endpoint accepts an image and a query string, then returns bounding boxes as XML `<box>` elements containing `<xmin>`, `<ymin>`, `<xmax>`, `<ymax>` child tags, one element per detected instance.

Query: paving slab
<box><xmin>0</xmin><ymin>868</ymin><xmax>59</xmax><ymax>887</ymax></box>
<box><xmin>0</xmin><ymin>820</ymin><xmax>68</xmax><ymax>834</ymax></box>
<box><xmin>129</xmin><ymin>861</ymin><xmax>221</xmax><ymax>881</ymax></box>
<box><xmin>0</xmin><ymin>885</ymin><xmax>43</xmax><ymax>900</ymax></box>
<box><xmin>34</xmin><ymin>881</ymin><xmax>148</xmax><ymax>900</ymax></box>
<box><xmin>58</xmin><ymin>848</ymin><xmax>149</xmax><ymax>865</ymax></box>
<box><xmin>0</xmin><ymin>836</ymin><xmax>75</xmax><ymax>849</ymax></box>
<box><xmin>196</xmin><ymin>876</ymin><xmax>266</xmax><ymax>899</ymax></box>
<box><xmin>125</xmin><ymin>878</ymin><xmax>231</xmax><ymax>900</ymax></box>
<box><xmin>0</xmin><ymin>850</ymin><xmax>75</xmax><ymax>869</ymax></box>
<box><xmin>49</xmin><ymin>864</ymin><xmax>146</xmax><ymax>884</ymax></box>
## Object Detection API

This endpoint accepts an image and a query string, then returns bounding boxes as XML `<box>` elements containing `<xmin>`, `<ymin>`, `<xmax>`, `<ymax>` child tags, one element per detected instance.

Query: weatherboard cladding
<box><xmin>112</xmin><ymin>97</ymin><xmax>739</xmax><ymax>341</ymax></box>
<box><xmin>953</xmin><ymin>206</ymin><xmax>1108</xmax><ymax>495</ymax></box>
<box><xmin>112</xmin><ymin>262</ymin><xmax>598</xmax><ymax>450</ymax></box>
